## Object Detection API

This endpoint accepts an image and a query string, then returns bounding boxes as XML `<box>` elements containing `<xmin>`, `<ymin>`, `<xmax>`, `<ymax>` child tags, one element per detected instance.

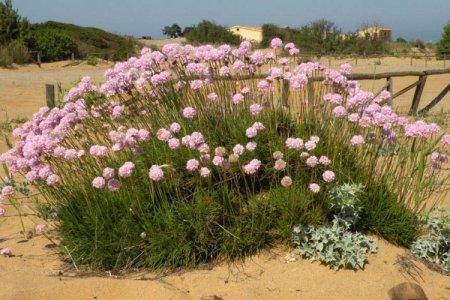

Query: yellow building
<box><xmin>228</xmin><ymin>25</ymin><xmax>263</xmax><ymax>43</ymax></box>
<box><xmin>357</xmin><ymin>26</ymin><xmax>391</xmax><ymax>40</ymax></box>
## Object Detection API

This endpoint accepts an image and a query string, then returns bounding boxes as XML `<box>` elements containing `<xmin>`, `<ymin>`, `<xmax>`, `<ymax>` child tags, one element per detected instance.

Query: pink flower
<box><xmin>196</xmin><ymin>143</ymin><xmax>208</xmax><ymax>154</ymax></box>
<box><xmin>137</xmin><ymin>129</ymin><xmax>150</xmax><ymax>141</ymax></box>
<box><xmin>118</xmin><ymin>161</ymin><xmax>135</xmax><ymax>178</ymax></box>
<box><xmin>319</xmin><ymin>156</ymin><xmax>331</xmax><ymax>165</ymax></box>
<box><xmin>309</xmin><ymin>183</ymin><xmax>321</xmax><ymax>193</ymax></box>
<box><xmin>246</xmin><ymin>142</ymin><xmax>257</xmax><ymax>151</ymax></box>
<box><xmin>92</xmin><ymin>177</ymin><xmax>106</xmax><ymax>189</ymax></box>
<box><xmin>35</xmin><ymin>224</ymin><xmax>46</xmax><ymax>234</ymax></box>
<box><xmin>89</xmin><ymin>145</ymin><xmax>109</xmax><ymax>157</ymax></box>
<box><xmin>232</xmin><ymin>93</ymin><xmax>244</xmax><ymax>105</ymax></box>
<box><xmin>46</xmin><ymin>174</ymin><xmax>60</xmax><ymax>186</ymax></box>
<box><xmin>186</xmin><ymin>159</ymin><xmax>200</xmax><ymax>171</ymax></box>
<box><xmin>274</xmin><ymin>159</ymin><xmax>286</xmax><ymax>171</ymax></box>
<box><xmin>212</xmin><ymin>155</ymin><xmax>225</xmax><ymax>167</ymax></box>
<box><xmin>190</xmin><ymin>79</ymin><xmax>204</xmax><ymax>90</ymax></box>
<box><xmin>286</xmin><ymin>138</ymin><xmax>303</xmax><ymax>149</ymax></box>
<box><xmin>310</xmin><ymin>136</ymin><xmax>320</xmax><ymax>143</ymax></box>
<box><xmin>273</xmin><ymin>151</ymin><xmax>284</xmax><ymax>160</ymax></box>
<box><xmin>350</xmin><ymin>135</ymin><xmax>365</xmax><ymax>146</ymax></box>
<box><xmin>112</xmin><ymin>105</ymin><xmax>125</xmax><ymax>119</ymax></box>
<box><xmin>348</xmin><ymin>113</ymin><xmax>359</xmax><ymax>122</ymax></box>
<box><xmin>0</xmin><ymin>247</ymin><xmax>13</xmax><ymax>256</ymax></box>
<box><xmin>441</xmin><ymin>134</ymin><xmax>450</xmax><ymax>146</ymax></box>
<box><xmin>270</xmin><ymin>37</ymin><xmax>283</xmax><ymax>49</ymax></box>
<box><xmin>1</xmin><ymin>186</ymin><xmax>15</xmax><ymax>198</ymax></box>
<box><xmin>168</xmin><ymin>138</ymin><xmax>180</xmax><ymax>150</ymax></box>
<box><xmin>199</xmin><ymin>167</ymin><xmax>211</xmax><ymax>177</ymax></box>
<box><xmin>304</xmin><ymin>141</ymin><xmax>316</xmax><ymax>151</ymax></box>
<box><xmin>107</xmin><ymin>178</ymin><xmax>121</xmax><ymax>192</ymax></box>
<box><xmin>156</xmin><ymin>128</ymin><xmax>172</xmax><ymax>141</ymax></box>
<box><xmin>332</xmin><ymin>106</ymin><xmax>347</xmax><ymax>118</ymax></box>
<box><xmin>102</xmin><ymin>167</ymin><xmax>115</xmax><ymax>179</ymax></box>
<box><xmin>246</xmin><ymin>127</ymin><xmax>258</xmax><ymax>138</ymax></box>
<box><xmin>243</xmin><ymin>159</ymin><xmax>261</xmax><ymax>174</ymax></box>
<box><xmin>306</xmin><ymin>156</ymin><xmax>318</xmax><ymax>167</ymax></box>
<box><xmin>0</xmin><ymin>207</ymin><xmax>5</xmax><ymax>217</ymax></box>
<box><xmin>233</xmin><ymin>144</ymin><xmax>245</xmax><ymax>156</ymax></box>
<box><xmin>281</xmin><ymin>176</ymin><xmax>292</xmax><ymax>187</ymax></box>
<box><xmin>339</xmin><ymin>63</ymin><xmax>352</xmax><ymax>75</ymax></box>
<box><xmin>300</xmin><ymin>152</ymin><xmax>309</xmax><ymax>158</ymax></box>
<box><xmin>170</xmin><ymin>122</ymin><xmax>181</xmax><ymax>133</ymax></box>
<box><xmin>249</xmin><ymin>104</ymin><xmax>262</xmax><ymax>116</ymax></box>
<box><xmin>252</xmin><ymin>122</ymin><xmax>265</xmax><ymax>130</ymax></box>
<box><xmin>322</xmin><ymin>170</ymin><xmax>335</xmax><ymax>182</ymax></box>
<box><xmin>182</xmin><ymin>107</ymin><xmax>197</xmax><ymax>119</ymax></box>
<box><xmin>430</xmin><ymin>151</ymin><xmax>448</xmax><ymax>168</ymax></box>
<box><xmin>149</xmin><ymin>165</ymin><xmax>164</xmax><ymax>181</ymax></box>
<box><xmin>284</xmin><ymin>42</ymin><xmax>295</xmax><ymax>50</ymax></box>
<box><xmin>207</xmin><ymin>92</ymin><xmax>218</xmax><ymax>101</ymax></box>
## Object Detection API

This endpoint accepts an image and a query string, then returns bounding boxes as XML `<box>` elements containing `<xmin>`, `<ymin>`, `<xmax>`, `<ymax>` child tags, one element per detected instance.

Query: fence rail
<box><xmin>45</xmin><ymin>67</ymin><xmax>450</xmax><ymax>115</ymax></box>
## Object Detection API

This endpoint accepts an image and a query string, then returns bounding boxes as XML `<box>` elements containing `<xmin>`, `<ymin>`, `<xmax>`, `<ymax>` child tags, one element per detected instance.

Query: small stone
<box><xmin>388</xmin><ymin>282</ymin><xmax>428</xmax><ymax>300</ymax></box>
<box><xmin>284</xmin><ymin>253</ymin><xmax>297</xmax><ymax>263</ymax></box>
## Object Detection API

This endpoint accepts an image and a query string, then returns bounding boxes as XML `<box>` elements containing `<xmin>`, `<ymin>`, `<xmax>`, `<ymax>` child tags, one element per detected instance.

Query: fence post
<box><xmin>444</xmin><ymin>54</ymin><xmax>447</xmax><ymax>69</ymax></box>
<box><xmin>281</xmin><ymin>79</ymin><xmax>290</xmax><ymax>108</ymax></box>
<box><xmin>387</xmin><ymin>76</ymin><xmax>393</xmax><ymax>105</ymax></box>
<box><xmin>37</xmin><ymin>53</ymin><xmax>41</xmax><ymax>67</ymax></box>
<box><xmin>409</xmin><ymin>75</ymin><xmax>427</xmax><ymax>115</ymax></box>
<box><xmin>71</xmin><ymin>53</ymin><xmax>75</xmax><ymax>61</ymax></box>
<box><xmin>45</xmin><ymin>84</ymin><xmax>55</xmax><ymax>108</ymax></box>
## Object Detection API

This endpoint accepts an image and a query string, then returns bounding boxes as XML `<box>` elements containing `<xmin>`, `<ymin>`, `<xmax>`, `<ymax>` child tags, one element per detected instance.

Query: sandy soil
<box><xmin>1</xmin><ymin>58</ymin><xmax>449</xmax><ymax>300</ymax></box>
<box><xmin>1</xmin><ymin>206</ymin><xmax>449</xmax><ymax>300</ymax></box>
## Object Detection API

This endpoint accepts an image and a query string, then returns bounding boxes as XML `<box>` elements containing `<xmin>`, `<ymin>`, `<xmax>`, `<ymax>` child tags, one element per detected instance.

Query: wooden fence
<box><xmin>45</xmin><ymin>68</ymin><xmax>450</xmax><ymax>116</ymax></box>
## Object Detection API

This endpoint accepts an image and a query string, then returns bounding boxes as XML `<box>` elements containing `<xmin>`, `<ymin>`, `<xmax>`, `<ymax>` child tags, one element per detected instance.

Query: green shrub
<box><xmin>27</xmin><ymin>29</ymin><xmax>77</xmax><ymax>61</ymax></box>
<box><xmin>437</xmin><ymin>21</ymin><xmax>450</xmax><ymax>59</ymax></box>
<box><xmin>360</xmin><ymin>184</ymin><xmax>420</xmax><ymax>246</ymax></box>
<box><xmin>86</xmin><ymin>55</ymin><xmax>99</xmax><ymax>66</ymax></box>
<box><xmin>261</xmin><ymin>24</ymin><xmax>293</xmax><ymax>47</ymax></box>
<box><xmin>28</xmin><ymin>21</ymin><xmax>136</xmax><ymax>61</ymax></box>
<box><xmin>0</xmin><ymin>39</ymin><xmax>30</xmax><ymax>67</ymax></box>
<box><xmin>185</xmin><ymin>20</ymin><xmax>241</xmax><ymax>45</ymax></box>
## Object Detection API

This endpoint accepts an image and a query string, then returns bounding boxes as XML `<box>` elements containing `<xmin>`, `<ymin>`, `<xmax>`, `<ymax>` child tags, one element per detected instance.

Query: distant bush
<box><xmin>185</xmin><ymin>20</ymin><xmax>241</xmax><ymax>45</ymax></box>
<box><xmin>262</xmin><ymin>20</ymin><xmax>389</xmax><ymax>55</ymax></box>
<box><xmin>437</xmin><ymin>21</ymin><xmax>450</xmax><ymax>58</ymax></box>
<box><xmin>410</xmin><ymin>39</ymin><xmax>426</xmax><ymax>50</ymax></box>
<box><xmin>27</xmin><ymin>29</ymin><xmax>78</xmax><ymax>61</ymax></box>
<box><xmin>86</xmin><ymin>55</ymin><xmax>99</xmax><ymax>66</ymax></box>
<box><xmin>293</xmin><ymin>20</ymin><xmax>345</xmax><ymax>54</ymax></box>
<box><xmin>0</xmin><ymin>39</ymin><xmax>30</xmax><ymax>67</ymax></box>
<box><xmin>29</xmin><ymin>21</ymin><xmax>136</xmax><ymax>61</ymax></box>
<box><xmin>261</xmin><ymin>24</ymin><xmax>293</xmax><ymax>47</ymax></box>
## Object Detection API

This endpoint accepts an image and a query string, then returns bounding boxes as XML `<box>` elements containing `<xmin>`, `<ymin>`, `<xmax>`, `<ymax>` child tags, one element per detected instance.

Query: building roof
<box><xmin>359</xmin><ymin>26</ymin><xmax>392</xmax><ymax>32</ymax></box>
<box><xmin>228</xmin><ymin>25</ymin><xmax>262</xmax><ymax>32</ymax></box>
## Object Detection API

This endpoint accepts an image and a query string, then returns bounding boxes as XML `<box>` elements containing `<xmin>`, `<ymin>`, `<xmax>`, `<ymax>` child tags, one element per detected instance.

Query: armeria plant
<box><xmin>0</xmin><ymin>38</ymin><xmax>448</xmax><ymax>269</ymax></box>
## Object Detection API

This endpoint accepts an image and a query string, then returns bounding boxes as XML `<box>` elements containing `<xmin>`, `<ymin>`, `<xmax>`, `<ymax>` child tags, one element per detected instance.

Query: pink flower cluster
<box><xmin>0</xmin><ymin>100</ymin><xmax>89</xmax><ymax>182</ymax></box>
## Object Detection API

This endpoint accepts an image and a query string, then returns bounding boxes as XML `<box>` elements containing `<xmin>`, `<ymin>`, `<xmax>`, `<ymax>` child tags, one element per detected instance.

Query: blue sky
<box><xmin>13</xmin><ymin>0</ymin><xmax>450</xmax><ymax>41</ymax></box>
